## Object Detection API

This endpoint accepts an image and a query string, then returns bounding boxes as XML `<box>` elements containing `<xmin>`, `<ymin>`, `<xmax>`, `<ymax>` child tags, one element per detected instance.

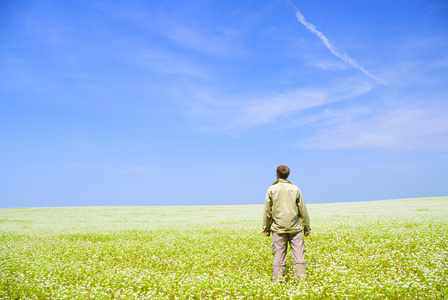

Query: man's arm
<box><xmin>262</xmin><ymin>190</ymin><xmax>272</xmax><ymax>235</ymax></box>
<box><xmin>297</xmin><ymin>191</ymin><xmax>311</xmax><ymax>235</ymax></box>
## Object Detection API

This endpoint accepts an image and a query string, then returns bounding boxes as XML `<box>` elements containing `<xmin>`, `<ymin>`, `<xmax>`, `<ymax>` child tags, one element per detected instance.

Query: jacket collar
<box><xmin>272</xmin><ymin>178</ymin><xmax>292</xmax><ymax>185</ymax></box>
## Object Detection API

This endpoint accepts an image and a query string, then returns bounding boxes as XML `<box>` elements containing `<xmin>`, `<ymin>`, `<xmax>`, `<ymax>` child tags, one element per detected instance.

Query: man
<box><xmin>262</xmin><ymin>165</ymin><xmax>311</xmax><ymax>281</ymax></box>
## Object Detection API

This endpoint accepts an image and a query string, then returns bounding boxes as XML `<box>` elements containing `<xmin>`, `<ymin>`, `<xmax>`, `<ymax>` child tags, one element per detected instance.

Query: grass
<box><xmin>1</xmin><ymin>197</ymin><xmax>447</xmax><ymax>299</ymax></box>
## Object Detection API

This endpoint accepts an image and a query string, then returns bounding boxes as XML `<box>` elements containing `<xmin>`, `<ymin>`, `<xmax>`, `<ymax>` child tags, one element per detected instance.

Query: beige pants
<box><xmin>272</xmin><ymin>232</ymin><xmax>307</xmax><ymax>279</ymax></box>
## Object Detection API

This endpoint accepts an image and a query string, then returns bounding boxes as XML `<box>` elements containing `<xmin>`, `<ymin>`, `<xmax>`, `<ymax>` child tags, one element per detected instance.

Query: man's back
<box><xmin>263</xmin><ymin>179</ymin><xmax>310</xmax><ymax>234</ymax></box>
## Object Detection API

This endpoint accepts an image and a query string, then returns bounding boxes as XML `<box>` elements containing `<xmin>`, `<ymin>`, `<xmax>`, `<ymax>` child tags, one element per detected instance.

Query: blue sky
<box><xmin>1</xmin><ymin>0</ymin><xmax>447</xmax><ymax>208</ymax></box>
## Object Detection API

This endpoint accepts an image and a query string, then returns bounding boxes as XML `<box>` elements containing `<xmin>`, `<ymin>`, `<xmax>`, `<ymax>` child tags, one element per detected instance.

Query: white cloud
<box><xmin>262</xmin><ymin>27</ymin><xmax>276</xmax><ymax>36</ymax></box>
<box><xmin>68</xmin><ymin>141</ymin><xmax>96</xmax><ymax>151</ymax></box>
<box><xmin>290</xmin><ymin>5</ymin><xmax>386</xmax><ymax>85</ymax></box>
<box><xmin>93</xmin><ymin>1</ymin><xmax>243</xmax><ymax>56</ymax></box>
<box><xmin>71</xmin><ymin>162</ymin><xmax>150</xmax><ymax>175</ymax></box>
<box><xmin>160</xmin><ymin>22</ymin><xmax>242</xmax><ymax>55</ymax></box>
<box><xmin>126</xmin><ymin>49</ymin><xmax>210</xmax><ymax>79</ymax></box>
<box><xmin>185</xmin><ymin>78</ymin><xmax>373</xmax><ymax>131</ymax></box>
<box><xmin>312</xmin><ymin>59</ymin><xmax>348</xmax><ymax>71</ymax></box>
<box><xmin>298</xmin><ymin>105</ymin><xmax>448</xmax><ymax>151</ymax></box>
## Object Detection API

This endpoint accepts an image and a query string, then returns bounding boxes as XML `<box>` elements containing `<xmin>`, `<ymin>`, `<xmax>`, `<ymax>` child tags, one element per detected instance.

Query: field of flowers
<box><xmin>1</xmin><ymin>197</ymin><xmax>447</xmax><ymax>299</ymax></box>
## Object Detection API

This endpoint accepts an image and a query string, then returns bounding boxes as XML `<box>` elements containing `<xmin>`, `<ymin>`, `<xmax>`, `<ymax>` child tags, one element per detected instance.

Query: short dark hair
<box><xmin>276</xmin><ymin>165</ymin><xmax>290</xmax><ymax>179</ymax></box>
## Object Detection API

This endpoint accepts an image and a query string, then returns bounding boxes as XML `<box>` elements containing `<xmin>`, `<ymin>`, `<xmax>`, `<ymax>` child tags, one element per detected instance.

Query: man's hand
<box><xmin>263</xmin><ymin>231</ymin><xmax>270</xmax><ymax>237</ymax></box>
<box><xmin>304</xmin><ymin>231</ymin><xmax>310</xmax><ymax>237</ymax></box>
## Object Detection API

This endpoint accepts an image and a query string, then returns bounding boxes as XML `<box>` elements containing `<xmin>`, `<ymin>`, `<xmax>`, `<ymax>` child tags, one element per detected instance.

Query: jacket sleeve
<box><xmin>262</xmin><ymin>190</ymin><xmax>272</xmax><ymax>232</ymax></box>
<box><xmin>297</xmin><ymin>191</ymin><xmax>311</xmax><ymax>233</ymax></box>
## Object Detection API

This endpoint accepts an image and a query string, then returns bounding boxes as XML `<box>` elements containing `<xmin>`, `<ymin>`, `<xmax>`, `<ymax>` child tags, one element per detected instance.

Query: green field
<box><xmin>1</xmin><ymin>197</ymin><xmax>447</xmax><ymax>299</ymax></box>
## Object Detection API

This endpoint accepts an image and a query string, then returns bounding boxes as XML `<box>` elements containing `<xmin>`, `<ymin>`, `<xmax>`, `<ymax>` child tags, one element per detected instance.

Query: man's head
<box><xmin>276</xmin><ymin>165</ymin><xmax>290</xmax><ymax>179</ymax></box>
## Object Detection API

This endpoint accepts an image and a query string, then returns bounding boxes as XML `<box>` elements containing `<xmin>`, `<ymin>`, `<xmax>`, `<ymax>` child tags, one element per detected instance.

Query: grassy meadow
<box><xmin>1</xmin><ymin>197</ymin><xmax>447</xmax><ymax>299</ymax></box>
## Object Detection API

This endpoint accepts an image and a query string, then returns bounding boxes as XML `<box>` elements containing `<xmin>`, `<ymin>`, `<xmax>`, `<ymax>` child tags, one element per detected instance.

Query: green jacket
<box><xmin>262</xmin><ymin>179</ymin><xmax>311</xmax><ymax>234</ymax></box>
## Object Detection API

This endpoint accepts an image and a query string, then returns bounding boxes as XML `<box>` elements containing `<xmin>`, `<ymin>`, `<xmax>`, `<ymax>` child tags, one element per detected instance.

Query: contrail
<box><xmin>291</xmin><ymin>4</ymin><xmax>385</xmax><ymax>85</ymax></box>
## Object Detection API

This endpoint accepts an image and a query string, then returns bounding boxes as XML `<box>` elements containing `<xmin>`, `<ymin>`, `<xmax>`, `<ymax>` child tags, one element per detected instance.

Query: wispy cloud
<box><xmin>186</xmin><ymin>78</ymin><xmax>373</xmax><ymax>131</ymax></box>
<box><xmin>312</xmin><ymin>59</ymin><xmax>348</xmax><ymax>71</ymax></box>
<box><xmin>289</xmin><ymin>3</ymin><xmax>386</xmax><ymax>85</ymax></box>
<box><xmin>96</xmin><ymin>1</ymin><xmax>243</xmax><ymax>56</ymax></box>
<box><xmin>68</xmin><ymin>141</ymin><xmax>96</xmax><ymax>151</ymax></box>
<box><xmin>71</xmin><ymin>162</ymin><xmax>150</xmax><ymax>175</ymax></box>
<box><xmin>297</xmin><ymin>105</ymin><xmax>448</xmax><ymax>151</ymax></box>
<box><xmin>160</xmin><ymin>22</ymin><xmax>242</xmax><ymax>56</ymax></box>
<box><xmin>381</xmin><ymin>37</ymin><xmax>448</xmax><ymax>88</ymax></box>
<box><xmin>126</xmin><ymin>49</ymin><xmax>210</xmax><ymax>79</ymax></box>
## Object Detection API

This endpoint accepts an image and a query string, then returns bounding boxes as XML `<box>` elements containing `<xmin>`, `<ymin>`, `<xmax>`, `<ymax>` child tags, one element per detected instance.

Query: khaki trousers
<box><xmin>272</xmin><ymin>232</ymin><xmax>307</xmax><ymax>280</ymax></box>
